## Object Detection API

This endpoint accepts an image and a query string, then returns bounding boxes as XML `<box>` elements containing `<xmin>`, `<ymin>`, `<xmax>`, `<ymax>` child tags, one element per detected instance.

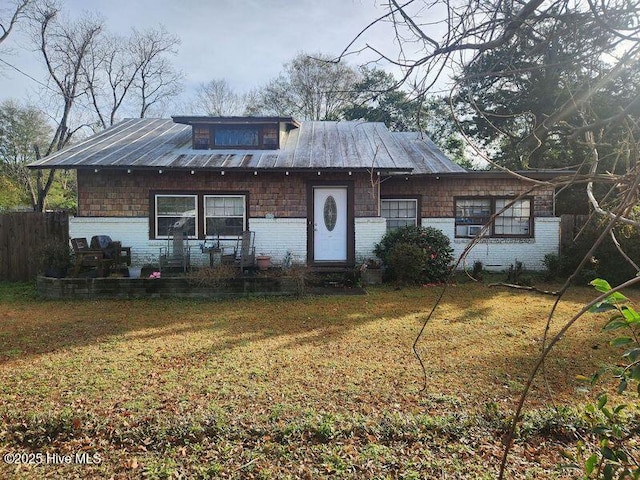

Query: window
<box><xmin>152</xmin><ymin>193</ymin><xmax>247</xmax><ymax>239</ymax></box>
<box><xmin>214</xmin><ymin>126</ymin><xmax>259</xmax><ymax>147</ymax></box>
<box><xmin>494</xmin><ymin>199</ymin><xmax>531</xmax><ymax>236</ymax></box>
<box><xmin>192</xmin><ymin>124</ymin><xmax>279</xmax><ymax>150</ymax></box>
<box><xmin>454</xmin><ymin>197</ymin><xmax>532</xmax><ymax>238</ymax></box>
<box><xmin>155</xmin><ymin>195</ymin><xmax>197</xmax><ymax>238</ymax></box>
<box><xmin>204</xmin><ymin>195</ymin><xmax>246</xmax><ymax>237</ymax></box>
<box><xmin>455</xmin><ymin>198</ymin><xmax>491</xmax><ymax>237</ymax></box>
<box><xmin>381</xmin><ymin>199</ymin><xmax>418</xmax><ymax>230</ymax></box>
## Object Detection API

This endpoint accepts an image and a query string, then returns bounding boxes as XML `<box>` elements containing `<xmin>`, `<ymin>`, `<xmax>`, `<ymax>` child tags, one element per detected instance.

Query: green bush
<box><xmin>471</xmin><ymin>260</ymin><xmax>484</xmax><ymax>281</ymax></box>
<box><xmin>561</xmin><ymin>221</ymin><xmax>640</xmax><ymax>285</ymax></box>
<box><xmin>387</xmin><ymin>242</ymin><xmax>427</xmax><ymax>284</ymax></box>
<box><xmin>542</xmin><ymin>253</ymin><xmax>562</xmax><ymax>281</ymax></box>
<box><xmin>374</xmin><ymin>226</ymin><xmax>453</xmax><ymax>283</ymax></box>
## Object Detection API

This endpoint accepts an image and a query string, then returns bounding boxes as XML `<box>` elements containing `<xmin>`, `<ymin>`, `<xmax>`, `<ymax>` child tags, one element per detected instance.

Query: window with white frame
<box><xmin>155</xmin><ymin>195</ymin><xmax>197</xmax><ymax>238</ymax></box>
<box><xmin>381</xmin><ymin>199</ymin><xmax>418</xmax><ymax>230</ymax></box>
<box><xmin>454</xmin><ymin>197</ymin><xmax>532</xmax><ymax>238</ymax></box>
<box><xmin>204</xmin><ymin>195</ymin><xmax>246</xmax><ymax>237</ymax></box>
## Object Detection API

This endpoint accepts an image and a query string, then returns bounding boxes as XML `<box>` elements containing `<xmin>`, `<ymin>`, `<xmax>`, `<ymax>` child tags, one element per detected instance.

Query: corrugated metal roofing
<box><xmin>28</xmin><ymin>118</ymin><xmax>466</xmax><ymax>174</ymax></box>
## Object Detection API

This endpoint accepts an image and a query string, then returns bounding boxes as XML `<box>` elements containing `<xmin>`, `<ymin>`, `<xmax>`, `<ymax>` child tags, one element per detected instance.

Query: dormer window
<box><xmin>173</xmin><ymin>116</ymin><xmax>298</xmax><ymax>151</ymax></box>
<box><xmin>192</xmin><ymin>124</ymin><xmax>279</xmax><ymax>150</ymax></box>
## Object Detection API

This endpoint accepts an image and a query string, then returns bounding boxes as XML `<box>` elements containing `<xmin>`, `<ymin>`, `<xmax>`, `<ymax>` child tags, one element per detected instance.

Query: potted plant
<box><xmin>38</xmin><ymin>239</ymin><xmax>72</xmax><ymax>278</ymax></box>
<box><xmin>256</xmin><ymin>255</ymin><xmax>271</xmax><ymax>271</ymax></box>
<box><xmin>360</xmin><ymin>258</ymin><xmax>384</xmax><ymax>285</ymax></box>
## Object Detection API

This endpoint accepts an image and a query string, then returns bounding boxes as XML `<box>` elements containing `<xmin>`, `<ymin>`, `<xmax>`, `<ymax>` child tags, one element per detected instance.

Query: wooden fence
<box><xmin>0</xmin><ymin>211</ymin><xmax>69</xmax><ymax>282</ymax></box>
<box><xmin>560</xmin><ymin>214</ymin><xmax>590</xmax><ymax>253</ymax></box>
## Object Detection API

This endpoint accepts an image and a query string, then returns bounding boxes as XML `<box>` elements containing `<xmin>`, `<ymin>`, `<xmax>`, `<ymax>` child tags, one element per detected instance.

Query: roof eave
<box><xmin>171</xmin><ymin>116</ymin><xmax>300</xmax><ymax>128</ymax></box>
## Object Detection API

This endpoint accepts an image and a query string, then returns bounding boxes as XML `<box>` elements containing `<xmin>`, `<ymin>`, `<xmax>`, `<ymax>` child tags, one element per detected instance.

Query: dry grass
<box><xmin>0</xmin><ymin>280</ymin><xmax>635</xmax><ymax>479</ymax></box>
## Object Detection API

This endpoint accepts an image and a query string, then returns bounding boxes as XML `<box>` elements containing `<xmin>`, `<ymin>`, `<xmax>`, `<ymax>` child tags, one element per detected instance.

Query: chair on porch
<box><xmin>70</xmin><ymin>237</ymin><xmax>109</xmax><ymax>277</ymax></box>
<box><xmin>221</xmin><ymin>231</ymin><xmax>255</xmax><ymax>272</ymax></box>
<box><xmin>159</xmin><ymin>228</ymin><xmax>191</xmax><ymax>273</ymax></box>
<box><xmin>90</xmin><ymin>235</ymin><xmax>132</xmax><ymax>269</ymax></box>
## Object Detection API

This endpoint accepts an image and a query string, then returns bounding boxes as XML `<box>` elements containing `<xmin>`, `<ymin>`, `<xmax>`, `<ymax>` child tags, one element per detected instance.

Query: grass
<box><xmin>0</xmin><ymin>279</ymin><xmax>637</xmax><ymax>478</ymax></box>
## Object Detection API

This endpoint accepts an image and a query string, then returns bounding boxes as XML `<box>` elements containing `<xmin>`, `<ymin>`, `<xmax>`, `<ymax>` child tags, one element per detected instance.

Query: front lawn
<box><xmin>0</xmin><ymin>281</ymin><xmax>635</xmax><ymax>478</ymax></box>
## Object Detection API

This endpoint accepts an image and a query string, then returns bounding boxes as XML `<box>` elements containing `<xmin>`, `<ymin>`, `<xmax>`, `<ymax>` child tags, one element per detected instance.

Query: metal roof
<box><xmin>28</xmin><ymin>118</ymin><xmax>466</xmax><ymax>174</ymax></box>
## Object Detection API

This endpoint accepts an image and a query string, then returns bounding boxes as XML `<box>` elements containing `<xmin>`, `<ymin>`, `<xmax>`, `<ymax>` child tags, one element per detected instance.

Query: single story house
<box><xmin>28</xmin><ymin>116</ymin><xmax>560</xmax><ymax>270</ymax></box>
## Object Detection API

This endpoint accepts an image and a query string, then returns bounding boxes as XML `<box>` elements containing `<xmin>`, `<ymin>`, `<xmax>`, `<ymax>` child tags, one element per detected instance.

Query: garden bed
<box><xmin>36</xmin><ymin>275</ymin><xmax>302</xmax><ymax>299</ymax></box>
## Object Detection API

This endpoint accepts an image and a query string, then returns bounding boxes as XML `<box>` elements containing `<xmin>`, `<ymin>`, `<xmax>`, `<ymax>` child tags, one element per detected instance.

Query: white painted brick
<box><xmin>249</xmin><ymin>218</ymin><xmax>307</xmax><ymax>264</ymax></box>
<box><xmin>422</xmin><ymin>217</ymin><xmax>560</xmax><ymax>271</ymax></box>
<box><xmin>70</xmin><ymin>216</ymin><xmax>559</xmax><ymax>271</ymax></box>
<box><xmin>70</xmin><ymin>217</ymin><xmax>308</xmax><ymax>267</ymax></box>
<box><xmin>355</xmin><ymin>217</ymin><xmax>386</xmax><ymax>263</ymax></box>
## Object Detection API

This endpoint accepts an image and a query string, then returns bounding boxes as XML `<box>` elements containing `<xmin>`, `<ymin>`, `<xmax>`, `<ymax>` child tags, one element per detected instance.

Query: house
<box><xmin>28</xmin><ymin>116</ymin><xmax>560</xmax><ymax>270</ymax></box>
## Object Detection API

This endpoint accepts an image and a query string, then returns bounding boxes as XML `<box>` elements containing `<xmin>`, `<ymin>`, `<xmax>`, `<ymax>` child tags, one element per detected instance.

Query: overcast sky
<box><xmin>0</xmin><ymin>0</ymin><xmax>399</xmax><ymax>109</ymax></box>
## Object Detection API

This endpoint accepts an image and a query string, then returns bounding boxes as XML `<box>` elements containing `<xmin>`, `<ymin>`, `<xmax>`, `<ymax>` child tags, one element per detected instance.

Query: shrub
<box><xmin>387</xmin><ymin>242</ymin><xmax>427</xmax><ymax>284</ymax></box>
<box><xmin>37</xmin><ymin>239</ymin><xmax>71</xmax><ymax>277</ymax></box>
<box><xmin>542</xmin><ymin>253</ymin><xmax>562</xmax><ymax>281</ymax></box>
<box><xmin>471</xmin><ymin>260</ymin><xmax>484</xmax><ymax>281</ymax></box>
<box><xmin>374</xmin><ymin>226</ymin><xmax>453</xmax><ymax>283</ymax></box>
<box><xmin>185</xmin><ymin>265</ymin><xmax>238</xmax><ymax>287</ymax></box>
<box><xmin>562</xmin><ymin>221</ymin><xmax>640</xmax><ymax>285</ymax></box>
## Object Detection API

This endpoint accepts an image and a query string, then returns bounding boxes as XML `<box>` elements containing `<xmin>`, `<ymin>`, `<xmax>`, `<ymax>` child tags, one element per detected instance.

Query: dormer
<box><xmin>172</xmin><ymin>116</ymin><xmax>299</xmax><ymax>150</ymax></box>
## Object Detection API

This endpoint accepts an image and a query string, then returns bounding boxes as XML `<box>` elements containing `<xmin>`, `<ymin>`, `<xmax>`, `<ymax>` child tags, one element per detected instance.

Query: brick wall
<box><xmin>381</xmin><ymin>176</ymin><xmax>555</xmax><ymax>218</ymax></box>
<box><xmin>77</xmin><ymin>170</ymin><xmax>378</xmax><ymax>218</ymax></box>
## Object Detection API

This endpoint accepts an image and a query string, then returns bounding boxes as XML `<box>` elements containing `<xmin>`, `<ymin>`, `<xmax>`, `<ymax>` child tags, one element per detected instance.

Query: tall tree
<box><xmin>83</xmin><ymin>26</ymin><xmax>182</xmax><ymax>128</ymax></box>
<box><xmin>23</xmin><ymin>5</ymin><xmax>182</xmax><ymax>210</ymax></box>
<box><xmin>453</xmin><ymin>11</ymin><xmax>633</xmax><ymax>171</ymax></box>
<box><xmin>341</xmin><ymin>1</ymin><xmax>640</xmax><ymax>476</ymax></box>
<box><xmin>342</xmin><ymin>67</ymin><xmax>418</xmax><ymax>131</ymax></box>
<box><xmin>0</xmin><ymin>100</ymin><xmax>52</xmax><ymax>210</ymax></box>
<box><xmin>193</xmin><ymin>78</ymin><xmax>246</xmax><ymax>116</ymax></box>
<box><xmin>247</xmin><ymin>52</ymin><xmax>360</xmax><ymax>120</ymax></box>
<box><xmin>130</xmin><ymin>26</ymin><xmax>182</xmax><ymax>118</ymax></box>
<box><xmin>342</xmin><ymin>67</ymin><xmax>469</xmax><ymax>166</ymax></box>
<box><xmin>0</xmin><ymin>0</ymin><xmax>32</xmax><ymax>46</ymax></box>
<box><xmin>29</xmin><ymin>4</ymin><xmax>102</xmax><ymax>211</ymax></box>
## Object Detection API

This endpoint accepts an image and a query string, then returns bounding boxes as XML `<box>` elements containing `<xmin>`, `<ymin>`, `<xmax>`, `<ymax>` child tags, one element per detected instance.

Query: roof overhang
<box><xmin>401</xmin><ymin>169</ymin><xmax>575</xmax><ymax>180</ymax></box>
<box><xmin>171</xmin><ymin>116</ymin><xmax>300</xmax><ymax>129</ymax></box>
<box><xmin>48</xmin><ymin>165</ymin><xmax>414</xmax><ymax>174</ymax></box>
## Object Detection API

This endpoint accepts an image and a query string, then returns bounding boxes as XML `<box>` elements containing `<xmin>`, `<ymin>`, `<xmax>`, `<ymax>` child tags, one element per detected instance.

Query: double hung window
<box><xmin>454</xmin><ymin>197</ymin><xmax>532</xmax><ymax>238</ymax></box>
<box><xmin>381</xmin><ymin>199</ymin><xmax>418</xmax><ymax>230</ymax></box>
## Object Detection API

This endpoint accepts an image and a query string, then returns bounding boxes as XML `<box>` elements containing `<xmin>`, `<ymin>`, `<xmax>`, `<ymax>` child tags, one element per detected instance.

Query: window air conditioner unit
<box><xmin>467</xmin><ymin>225</ymin><xmax>484</xmax><ymax>237</ymax></box>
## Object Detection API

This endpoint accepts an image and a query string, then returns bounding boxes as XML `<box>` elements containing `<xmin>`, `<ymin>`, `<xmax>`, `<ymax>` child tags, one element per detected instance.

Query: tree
<box><xmin>342</xmin><ymin>67</ymin><xmax>470</xmax><ymax>166</ymax></box>
<box><xmin>342</xmin><ymin>67</ymin><xmax>418</xmax><ymax>131</ymax></box>
<box><xmin>340</xmin><ymin>1</ymin><xmax>640</xmax><ymax>477</ymax></box>
<box><xmin>84</xmin><ymin>26</ymin><xmax>182</xmax><ymax>128</ymax></box>
<box><xmin>247</xmin><ymin>52</ymin><xmax>360</xmax><ymax>120</ymax></box>
<box><xmin>0</xmin><ymin>0</ymin><xmax>32</xmax><ymax>45</ymax></box>
<box><xmin>0</xmin><ymin>100</ymin><xmax>53</xmax><ymax>210</ymax></box>
<box><xmin>453</xmin><ymin>12</ymin><xmax>637</xmax><ymax>171</ymax></box>
<box><xmin>129</xmin><ymin>26</ymin><xmax>183</xmax><ymax>118</ymax></box>
<box><xmin>27</xmin><ymin>4</ymin><xmax>102</xmax><ymax>211</ymax></box>
<box><xmin>192</xmin><ymin>78</ymin><xmax>247</xmax><ymax>116</ymax></box>
<box><xmin>23</xmin><ymin>4</ymin><xmax>183</xmax><ymax>210</ymax></box>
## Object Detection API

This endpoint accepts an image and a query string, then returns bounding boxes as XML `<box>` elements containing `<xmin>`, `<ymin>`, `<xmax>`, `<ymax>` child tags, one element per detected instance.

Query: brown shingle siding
<box><xmin>77</xmin><ymin>170</ymin><xmax>377</xmax><ymax>218</ymax></box>
<box><xmin>381</xmin><ymin>176</ymin><xmax>554</xmax><ymax>218</ymax></box>
<box><xmin>76</xmin><ymin>171</ymin><xmax>554</xmax><ymax>220</ymax></box>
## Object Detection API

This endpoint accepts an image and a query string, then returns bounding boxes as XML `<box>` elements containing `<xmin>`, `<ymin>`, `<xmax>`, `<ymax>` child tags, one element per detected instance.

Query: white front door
<box><xmin>313</xmin><ymin>187</ymin><xmax>348</xmax><ymax>262</ymax></box>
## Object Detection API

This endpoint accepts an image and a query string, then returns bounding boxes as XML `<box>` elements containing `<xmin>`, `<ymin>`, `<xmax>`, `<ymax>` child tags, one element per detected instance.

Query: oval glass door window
<box><xmin>323</xmin><ymin>196</ymin><xmax>338</xmax><ymax>231</ymax></box>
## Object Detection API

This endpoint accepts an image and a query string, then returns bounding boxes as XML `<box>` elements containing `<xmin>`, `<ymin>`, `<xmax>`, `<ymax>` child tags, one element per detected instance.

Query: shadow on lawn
<box><xmin>0</xmin><ymin>282</ymin><xmax>613</xmax><ymax>391</ymax></box>
<box><xmin>0</xmin><ymin>290</ymin><xmax>432</xmax><ymax>362</ymax></box>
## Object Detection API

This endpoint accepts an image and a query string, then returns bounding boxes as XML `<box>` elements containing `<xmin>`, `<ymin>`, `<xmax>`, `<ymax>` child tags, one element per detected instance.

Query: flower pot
<box><xmin>362</xmin><ymin>268</ymin><xmax>383</xmax><ymax>285</ymax></box>
<box><xmin>256</xmin><ymin>256</ymin><xmax>271</xmax><ymax>271</ymax></box>
<box><xmin>128</xmin><ymin>266</ymin><xmax>142</xmax><ymax>278</ymax></box>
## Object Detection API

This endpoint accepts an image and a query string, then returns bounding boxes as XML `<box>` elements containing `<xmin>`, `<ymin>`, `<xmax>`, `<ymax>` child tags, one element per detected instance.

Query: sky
<box><xmin>0</xmin><ymin>0</ymin><xmax>400</xmax><ymax>109</ymax></box>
